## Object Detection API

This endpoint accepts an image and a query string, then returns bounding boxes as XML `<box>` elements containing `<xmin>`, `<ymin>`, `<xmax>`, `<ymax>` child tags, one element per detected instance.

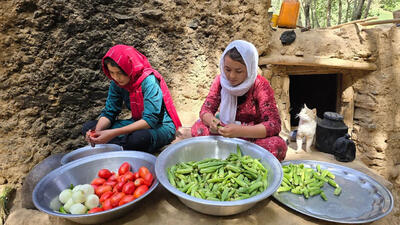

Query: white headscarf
<box><xmin>219</xmin><ymin>40</ymin><xmax>259</xmax><ymax>124</ymax></box>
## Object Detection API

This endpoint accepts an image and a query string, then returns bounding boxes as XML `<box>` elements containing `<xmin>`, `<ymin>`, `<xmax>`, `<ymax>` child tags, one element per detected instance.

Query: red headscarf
<box><xmin>102</xmin><ymin>45</ymin><xmax>182</xmax><ymax>130</ymax></box>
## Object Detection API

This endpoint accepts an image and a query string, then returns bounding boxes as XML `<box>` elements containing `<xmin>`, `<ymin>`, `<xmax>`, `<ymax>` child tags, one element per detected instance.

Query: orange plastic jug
<box><xmin>277</xmin><ymin>0</ymin><xmax>300</xmax><ymax>29</ymax></box>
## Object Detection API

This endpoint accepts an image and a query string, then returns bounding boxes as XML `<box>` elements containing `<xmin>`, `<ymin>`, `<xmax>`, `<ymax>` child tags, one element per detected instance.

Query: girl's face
<box><xmin>223</xmin><ymin>55</ymin><xmax>247</xmax><ymax>87</ymax></box>
<box><xmin>107</xmin><ymin>63</ymin><xmax>130</xmax><ymax>86</ymax></box>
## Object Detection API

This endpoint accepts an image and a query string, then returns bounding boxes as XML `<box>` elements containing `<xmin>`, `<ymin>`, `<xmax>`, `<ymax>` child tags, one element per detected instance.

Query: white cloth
<box><xmin>219</xmin><ymin>40</ymin><xmax>259</xmax><ymax>124</ymax></box>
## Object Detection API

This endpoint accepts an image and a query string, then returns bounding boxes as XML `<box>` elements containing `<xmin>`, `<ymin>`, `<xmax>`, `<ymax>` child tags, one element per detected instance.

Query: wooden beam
<box><xmin>327</xmin><ymin>17</ymin><xmax>378</xmax><ymax>29</ymax></box>
<box><xmin>259</xmin><ymin>55</ymin><xmax>377</xmax><ymax>71</ymax></box>
<box><xmin>360</xmin><ymin>18</ymin><xmax>400</xmax><ymax>26</ymax></box>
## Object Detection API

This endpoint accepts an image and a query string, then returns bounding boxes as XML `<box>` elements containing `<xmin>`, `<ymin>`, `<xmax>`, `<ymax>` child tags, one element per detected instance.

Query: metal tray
<box><xmin>272</xmin><ymin>160</ymin><xmax>393</xmax><ymax>224</ymax></box>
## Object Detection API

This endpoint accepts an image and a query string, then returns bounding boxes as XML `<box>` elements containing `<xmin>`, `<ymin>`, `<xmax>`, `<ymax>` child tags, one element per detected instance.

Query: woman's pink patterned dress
<box><xmin>191</xmin><ymin>75</ymin><xmax>287</xmax><ymax>161</ymax></box>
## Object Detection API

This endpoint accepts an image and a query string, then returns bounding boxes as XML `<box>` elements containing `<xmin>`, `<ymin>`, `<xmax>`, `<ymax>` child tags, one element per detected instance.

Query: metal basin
<box><xmin>155</xmin><ymin>136</ymin><xmax>283</xmax><ymax>216</ymax></box>
<box><xmin>60</xmin><ymin>144</ymin><xmax>123</xmax><ymax>165</ymax></box>
<box><xmin>33</xmin><ymin>151</ymin><xmax>158</xmax><ymax>224</ymax></box>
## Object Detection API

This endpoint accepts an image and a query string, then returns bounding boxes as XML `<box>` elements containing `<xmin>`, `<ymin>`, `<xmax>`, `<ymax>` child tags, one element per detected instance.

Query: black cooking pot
<box><xmin>315</xmin><ymin>112</ymin><xmax>348</xmax><ymax>154</ymax></box>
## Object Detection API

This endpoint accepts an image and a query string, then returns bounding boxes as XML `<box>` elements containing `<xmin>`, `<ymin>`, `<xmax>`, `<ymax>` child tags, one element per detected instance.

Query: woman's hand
<box><xmin>209</xmin><ymin>118</ymin><xmax>222</xmax><ymax>134</ymax></box>
<box><xmin>89</xmin><ymin>129</ymin><xmax>117</xmax><ymax>144</ymax></box>
<box><xmin>218</xmin><ymin>124</ymin><xmax>242</xmax><ymax>138</ymax></box>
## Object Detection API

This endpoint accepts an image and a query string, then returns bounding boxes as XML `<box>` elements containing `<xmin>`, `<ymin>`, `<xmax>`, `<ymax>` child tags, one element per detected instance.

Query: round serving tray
<box><xmin>272</xmin><ymin>160</ymin><xmax>393</xmax><ymax>224</ymax></box>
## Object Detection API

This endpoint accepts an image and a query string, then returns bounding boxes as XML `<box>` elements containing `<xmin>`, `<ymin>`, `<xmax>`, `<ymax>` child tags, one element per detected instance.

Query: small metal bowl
<box><xmin>33</xmin><ymin>151</ymin><xmax>158</xmax><ymax>224</ymax></box>
<box><xmin>155</xmin><ymin>136</ymin><xmax>283</xmax><ymax>216</ymax></box>
<box><xmin>61</xmin><ymin>144</ymin><xmax>123</xmax><ymax>165</ymax></box>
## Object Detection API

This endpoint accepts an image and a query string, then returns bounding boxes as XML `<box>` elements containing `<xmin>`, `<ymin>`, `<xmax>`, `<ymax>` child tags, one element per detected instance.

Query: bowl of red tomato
<box><xmin>33</xmin><ymin>151</ymin><xmax>158</xmax><ymax>224</ymax></box>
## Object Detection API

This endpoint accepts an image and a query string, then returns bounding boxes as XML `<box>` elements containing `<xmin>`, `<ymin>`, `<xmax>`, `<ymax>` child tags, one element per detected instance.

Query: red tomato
<box><xmin>122</xmin><ymin>171</ymin><xmax>135</xmax><ymax>182</ymax></box>
<box><xmin>122</xmin><ymin>181</ymin><xmax>136</xmax><ymax>195</ymax></box>
<box><xmin>110</xmin><ymin>192</ymin><xmax>125</xmax><ymax>207</ymax></box>
<box><xmin>102</xmin><ymin>198</ymin><xmax>113</xmax><ymax>210</ymax></box>
<box><xmin>107</xmin><ymin>173</ymin><xmax>118</xmax><ymax>182</ymax></box>
<box><xmin>138</xmin><ymin>166</ymin><xmax>150</xmax><ymax>179</ymax></box>
<box><xmin>133</xmin><ymin>172</ymin><xmax>140</xmax><ymax>180</ymax></box>
<box><xmin>91</xmin><ymin>178</ymin><xmax>106</xmax><ymax>186</ymax></box>
<box><xmin>143</xmin><ymin>173</ymin><xmax>153</xmax><ymax>187</ymax></box>
<box><xmin>133</xmin><ymin>185</ymin><xmax>148</xmax><ymax>199</ymax></box>
<box><xmin>119</xmin><ymin>195</ymin><xmax>135</xmax><ymax>206</ymax></box>
<box><xmin>118</xmin><ymin>162</ymin><xmax>131</xmax><ymax>175</ymax></box>
<box><xmin>89</xmin><ymin>130</ymin><xmax>96</xmax><ymax>138</ymax></box>
<box><xmin>95</xmin><ymin>185</ymin><xmax>112</xmax><ymax>197</ymax></box>
<box><xmin>134</xmin><ymin>178</ymin><xmax>145</xmax><ymax>187</ymax></box>
<box><xmin>98</xmin><ymin>169</ymin><xmax>113</xmax><ymax>179</ymax></box>
<box><xmin>88</xmin><ymin>207</ymin><xmax>103</xmax><ymax>214</ymax></box>
<box><xmin>113</xmin><ymin>181</ymin><xmax>126</xmax><ymax>193</ymax></box>
<box><xmin>99</xmin><ymin>191</ymin><xmax>113</xmax><ymax>203</ymax></box>
<box><xmin>104</xmin><ymin>180</ymin><xmax>117</xmax><ymax>187</ymax></box>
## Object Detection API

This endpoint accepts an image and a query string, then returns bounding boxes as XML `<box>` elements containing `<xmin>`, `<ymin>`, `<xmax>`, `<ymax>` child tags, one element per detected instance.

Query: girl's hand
<box><xmin>89</xmin><ymin>129</ymin><xmax>116</xmax><ymax>144</ymax></box>
<box><xmin>218</xmin><ymin>124</ymin><xmax>242</xmax><ymax>138</ymax></box>
<box><xmin>86</xmin><ymin>130</ymin><xmax>99</xmax><ymax>147</ymax></box>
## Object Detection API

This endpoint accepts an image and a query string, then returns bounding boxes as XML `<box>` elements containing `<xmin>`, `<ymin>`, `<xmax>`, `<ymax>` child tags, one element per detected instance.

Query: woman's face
<box><xmin>223</xmin><ymin>55</ymin><xmax>247</xmax><ymax>87</ymax></box>
<box><xmin>107</xmin><ymin>63</ymin><xmax>130</xmax><ymax>86</ymax></box>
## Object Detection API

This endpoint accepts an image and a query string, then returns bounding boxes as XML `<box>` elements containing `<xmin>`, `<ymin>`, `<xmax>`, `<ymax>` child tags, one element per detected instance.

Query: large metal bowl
<box><xmin>155</xmin><ymin>136</ymin><xmax>283</xmax><ymax>216</ymax></box>
<box><xmin>33</xmin><ymin>151</ymin><xmax>158</xmax><ymax>224</ymax></box>
<box><xmin>60</xmin><ymin>144</ymin><xmax>123</xmax><ymax>165</ymax></box>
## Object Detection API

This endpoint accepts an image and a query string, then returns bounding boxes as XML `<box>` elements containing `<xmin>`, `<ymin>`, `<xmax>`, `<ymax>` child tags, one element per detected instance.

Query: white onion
<box><xmin>72</xmin><ymin>190</ymin><xmax>86</xmax><ymax>203</ymax></box>
<box><xmin>63</xmin><ymin>198</ymin><xmax>74</xmax><ymax>213</ymax></box>
<box><xmin>72</xmin><ymin>185</ymin><xmax>82</xmax><ymax>193</ymax></box>
<box><xmin>58</xmin><ymin>189</ymin><xmax>72</xmax><ymax>204</ymax></box>
<box><xmin>80</xmin><ymin>184</ymin><xmax>94</xmax><ymax>197</ymax></box>
<box><xmin>84</xmin><ymin>194</ymin><xmax>100</xmax><ymax>209</ymax></box>
<box><xmin>69</xmin><ymin>203</ymin><xmax>87</xmax><ymax>214</ymax></box>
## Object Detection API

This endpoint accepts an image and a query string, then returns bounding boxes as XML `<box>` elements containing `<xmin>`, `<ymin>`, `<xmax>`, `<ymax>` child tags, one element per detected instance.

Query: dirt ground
<box><xmin>2</xmin><ymin>128</ymin><xmax>398</xmax><ymax>225</ymax></box>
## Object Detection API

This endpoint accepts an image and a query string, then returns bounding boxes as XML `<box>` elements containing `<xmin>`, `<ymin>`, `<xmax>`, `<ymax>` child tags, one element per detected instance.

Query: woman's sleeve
<box><xmin>255</xmin><ymin>79</ymin><xmax>282</xmax><ymax>137</ymax></box>
<box><xmin>100</xmin><ymin>81</ymin><xmax>123</xmax><ymax>124</ymax></box>
<box><xmin>141</xmin><ymin>75</ymin><xmax>163</xmax><ymax>128</ymax></box>
<box><xmin>199</xmin><ymin>76</ymin><xmax>222</xmax><ymax>118</ymax></box>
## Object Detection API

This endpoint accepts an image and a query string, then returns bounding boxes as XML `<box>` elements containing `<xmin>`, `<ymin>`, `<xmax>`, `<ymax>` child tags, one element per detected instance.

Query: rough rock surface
<box><xmin>0</xmin><ymin>0</ymin><xmax>269</xmax><ymax>187</ymax></box>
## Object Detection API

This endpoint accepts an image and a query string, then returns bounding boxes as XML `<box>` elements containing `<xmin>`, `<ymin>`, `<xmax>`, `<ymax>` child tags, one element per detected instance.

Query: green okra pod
<box><xmin>198</xmin><ymin>161</ymin><xmax>226</xmax><ymax>169</ymax></box>
<box><xmin>221</xmin><ymin>188</ymin><xmax>230</xmax><ymax>201</ymax></box>
<box><xmin>277</xmin><ymin>186</ymin><xmax>291</xmax><ymax>193</ymax></box>
<box><xmin>320</xmin><ymin>191</ymin><xmax>327</xmax><ymax>201</ymax></box>
<box><xmin>206</xmin><ymin>196</ymin><xmax>220</xmax><ymax>201</ymax></box>
<box><xmin>327</xmin><ymin>178</ymin><xmax>338</xmax><ymax>188</ymax></box>
<box><xmin>233</xmin><ymin>177</ymin><xmax>248</xmax><ymax>187</ymax></box>
<box><xmin>334</xmin><ymin>186</ymin><xmax>342</xmax><ymax>196</ymax></box>
<box><xmin>176</xmin><ymin>168</ymin><xmax>193</xmax><ymax>174</ymax></box>
<box><xmin>167</xmin><ymin>169</ymin><xmax>176</xmax><ymax>187</ymax></box>
<box><xmin>207</xmin><ymin>177</ymin><xmax>224</xmax><ymax>183</ymax></box>
<box><xmin>199</xmin><ymin>165</ymin><xmax>222</xmax><ymax>173</ymax></box>
<box><xmin>226</xmin><ymin>164</ymin><xmax>241</xmax><ymax>173</ymax></box>
<box><xmin>248</xmin><ymin>181</ymin><xmax>263</xmax><ymax>193</ymax></box>
<box><xmin>309</xmin><ymin>189</ymin><xmax>322</xmax><ymax>196</ymax></box>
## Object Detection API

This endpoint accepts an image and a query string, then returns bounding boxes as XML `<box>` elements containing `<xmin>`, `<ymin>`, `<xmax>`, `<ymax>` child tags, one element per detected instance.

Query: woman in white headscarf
<box><xmin>191</xmin><ymin>40</ymin><xmax>287</xmax><ymax>161</ymax></box>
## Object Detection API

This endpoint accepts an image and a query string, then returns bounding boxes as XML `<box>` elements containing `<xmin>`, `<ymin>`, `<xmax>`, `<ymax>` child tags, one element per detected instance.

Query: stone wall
<box><xmin>261</xmin><ymin>25</ymin><xmax>400</xmax><ymax>180</ymax></box>
<box><xmin>0</xmin><ymin>0</ymin><xmax>270</xmax><ymax>186</ymax></box>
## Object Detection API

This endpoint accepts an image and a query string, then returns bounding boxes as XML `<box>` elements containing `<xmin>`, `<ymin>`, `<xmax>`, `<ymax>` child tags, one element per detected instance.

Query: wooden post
<box><xmin>259</xmin><ymin>55</ymin><xmax>377</xmax><ymax>71</ymax></box>
<box><xmin>394</xmin><ymin>10</ymin><xmax>400</xmax><ymax>26</ymax></box>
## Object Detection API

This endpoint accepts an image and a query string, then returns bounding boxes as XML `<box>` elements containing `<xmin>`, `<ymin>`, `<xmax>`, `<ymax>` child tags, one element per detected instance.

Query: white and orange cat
<box><xmin>296</xmin><ymin>104</ymin><xmax>317</xmax><ymax>153</ymax></box>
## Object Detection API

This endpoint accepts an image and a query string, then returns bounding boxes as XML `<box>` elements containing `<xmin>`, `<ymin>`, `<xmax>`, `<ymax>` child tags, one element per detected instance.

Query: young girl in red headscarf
<box><xmin>82</xmin><ymin>45</ymin><xmax>181</xmax><ymax>152</ymax></box>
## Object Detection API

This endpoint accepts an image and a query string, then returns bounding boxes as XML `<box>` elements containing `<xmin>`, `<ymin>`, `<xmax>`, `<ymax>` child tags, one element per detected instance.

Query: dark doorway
<box><xmin>289</xmin><ymin>74</ymin><xmax>338</xmax><ymax>126</ymax></box>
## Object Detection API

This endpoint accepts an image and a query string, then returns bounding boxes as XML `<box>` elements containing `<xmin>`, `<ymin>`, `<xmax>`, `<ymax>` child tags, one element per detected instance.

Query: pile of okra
<box><xmin>277</xmin><ymin>163</ymin><xmax>342</xmax><ymax>201</ymax></box>
<box><xmin>167</xmin><ymin>145</ymin><xmax>268</xmax><ymax>201</ymax></box>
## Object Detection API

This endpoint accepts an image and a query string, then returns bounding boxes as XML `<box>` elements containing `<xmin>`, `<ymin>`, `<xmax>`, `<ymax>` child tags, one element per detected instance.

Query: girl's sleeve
<box><xmin>255</xmin><ymin>79</ymin><xmax>282</xmax><ymax>137</ymax></box>
<box><xmin>100</xmin><ymin>81</ymin><xmax>123</xmax><ymax>124</ymax></box>
<box><xmin>141</xmin><ymin>75</ymin><xmax>163</xmax><ymax>128</ymax></box>
<box><xmin>199</xmin><ymin>75</ymin><xmax>222</xmax><ymax>118</ymax></box>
